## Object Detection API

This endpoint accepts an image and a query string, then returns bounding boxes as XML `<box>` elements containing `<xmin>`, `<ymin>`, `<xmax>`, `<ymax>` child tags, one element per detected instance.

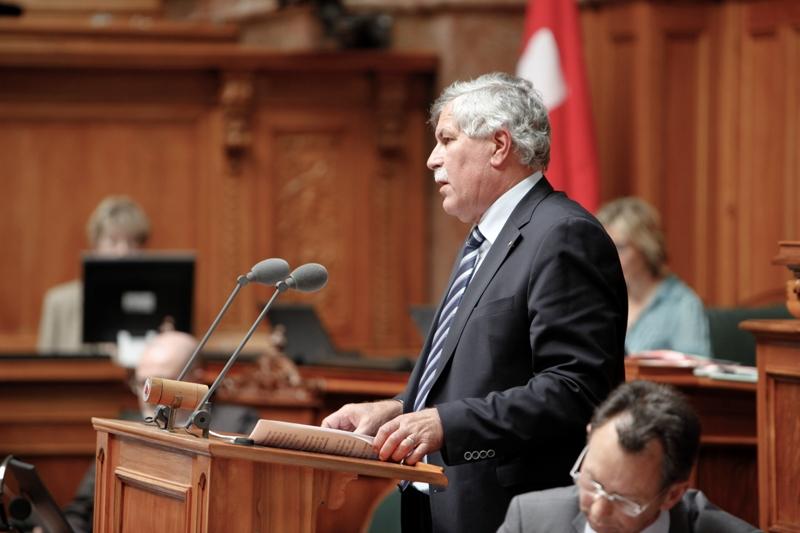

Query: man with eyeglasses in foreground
<box><xmin>498</xmin><ymin>380</ymin><xmax>760</xmax><ymax>533</ymax></box>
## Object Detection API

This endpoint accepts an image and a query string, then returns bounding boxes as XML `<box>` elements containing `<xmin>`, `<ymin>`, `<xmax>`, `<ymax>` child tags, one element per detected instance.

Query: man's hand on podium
<box><xmin>321</xmin><ymin>399</ymin><xmax>402</xmax><ymax>437</ymax></box>
<box><xmin>373</xmin><ymin>408</ymin><xmax>443</xmax><ymax>465</ymax></box>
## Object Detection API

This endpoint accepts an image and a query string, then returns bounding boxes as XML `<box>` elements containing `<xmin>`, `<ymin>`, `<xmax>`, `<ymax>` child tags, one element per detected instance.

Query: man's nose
<box><xmin>427</xmin><ymin>145</ymin><xmax>442</xmax><ymax>170</ymax></box>
<box><xmin>588</xmin><ymin>494</ymin><xmax>615</xmax><ymax>520</ymax></box>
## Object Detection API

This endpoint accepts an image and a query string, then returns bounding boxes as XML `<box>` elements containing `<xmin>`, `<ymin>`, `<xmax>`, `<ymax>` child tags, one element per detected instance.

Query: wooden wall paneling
<box><xmin>372</xmin><ymin>73</ymin><xmax>410</xmax><ymax>353</ymax></box>
<box><xmin>0</xmin><ymin>40</ymin><xmax>436</xmax><ymax>353</ymax></box>
<box><xmin>370</xmin><ymin>72</ymin><xmax>430</xmax><ymax>355</ymax></box>
<box><xmin>398</xmin><ymin>78</ymin><xmax>433</xmax><ymax>351</ymax></box>
<box><xmin>200</xmin><ymin>70</ymin><xmax>262</xmax><ymax>333</ymax></box>
<box><xmin>738</xmin><ymin>2</ymin><xmax>798</xmax><ymax>306</ymax></box>
<box><xmin>252</xmin><ymin>70</ymin><xmax>431</xmax><ymax>355</ymax></box>
<box><xmin>649</xmin><ymin>4</ymin><xmax>714</xmax><ymax>298</ymax></box>
<box><xmin>630</xmin><ymin>2</ymin><xmax>660</xmax><ymax>202</ymax></box>
<box><xmin>0</xmin><ymin>69</ymin><xmax>215</xmax><ymax>347</ymax></box>
<box><xmin>589</xmin><ymin>2</ymin><xmax>641</xmax><ymax>203</ymax></box>
<box><xmin>255</xmin><ymin>82</ymin><xmax>374</xmax><ymax>352</ymax></box>
<box><xmin>708</xmin><ymin>2</ymin><xmax>743</xmax><ymax>306</ymax></box>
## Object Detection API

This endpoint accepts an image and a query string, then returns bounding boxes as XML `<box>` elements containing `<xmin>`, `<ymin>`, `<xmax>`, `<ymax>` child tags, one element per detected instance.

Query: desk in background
<box><xmin>0</xmin><ymin>355</ymin><xmax>137</xmax><ymax>506</ymax></box>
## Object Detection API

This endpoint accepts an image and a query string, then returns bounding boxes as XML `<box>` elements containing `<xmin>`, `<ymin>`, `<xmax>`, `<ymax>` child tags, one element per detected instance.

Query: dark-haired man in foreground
<box><xmin>498</xmin><ymin>380</ymin><xmax>761</xmax><ymax>533</ymax></box>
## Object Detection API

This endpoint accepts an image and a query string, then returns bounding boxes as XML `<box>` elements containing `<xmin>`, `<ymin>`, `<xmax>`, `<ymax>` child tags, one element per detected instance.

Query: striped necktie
<box><xmin>413</xmin><ymin>226</ymin><xmax>486</xmax><ymax>412</ymax></box>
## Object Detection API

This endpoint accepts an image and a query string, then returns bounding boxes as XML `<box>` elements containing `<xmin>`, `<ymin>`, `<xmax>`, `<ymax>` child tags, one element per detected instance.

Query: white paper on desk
<box><xmin>693</xmin><ymin>364</ymin><xmax>758</xmax><ymax>383</ymax></box>
<box><xmin>248</xmin><ymin>419</ymin><xmax>378</xmax><ymax>459</ymax></box>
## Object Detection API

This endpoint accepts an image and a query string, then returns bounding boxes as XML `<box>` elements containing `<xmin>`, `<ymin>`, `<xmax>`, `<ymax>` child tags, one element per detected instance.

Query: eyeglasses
<box><xmin>569</xmin><ymin>446</ymin><xmax>662</xmax><ymax>518</ymax></box>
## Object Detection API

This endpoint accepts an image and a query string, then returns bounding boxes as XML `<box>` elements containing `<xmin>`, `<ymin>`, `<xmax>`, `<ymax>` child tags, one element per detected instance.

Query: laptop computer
<box><xmin>266</xmin><ymin>304</ymin><xmax>413</xmax><ymax>371</ymax></box>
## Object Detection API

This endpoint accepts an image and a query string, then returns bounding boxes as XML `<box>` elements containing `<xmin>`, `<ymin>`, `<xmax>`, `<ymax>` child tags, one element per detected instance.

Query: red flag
<box><xmin>517</xmin><ymin>0</ymin><xmax>600</xmax><ymax>212</ymax></box>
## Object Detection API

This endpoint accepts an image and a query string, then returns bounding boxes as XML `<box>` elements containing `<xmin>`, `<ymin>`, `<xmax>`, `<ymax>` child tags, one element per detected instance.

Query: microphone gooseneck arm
<box><xmin>151</xmin><ymin>258</ymin><xmax>290</xmax><ymax>431</ymax></box>
<box><xmin>175</xmin><ymin>275</ymin><xmax>248</xmax><ymax>382</ymax></box>
<box><xmin>185</xmin><ymin>284</ymin><xmax>288</xmax><ymax>428</ymax></box>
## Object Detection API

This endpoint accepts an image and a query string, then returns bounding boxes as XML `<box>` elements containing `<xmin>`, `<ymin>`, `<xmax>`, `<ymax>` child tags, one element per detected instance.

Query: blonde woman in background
<box><xmin>37</xmin><ymin>195</ymin><xmax>150</xmax><ymax>353</ymax></box>
<box><xmin>597</xmin><ymin>197</ymin><xmax>711</xmax><ymax>357</ymax></box>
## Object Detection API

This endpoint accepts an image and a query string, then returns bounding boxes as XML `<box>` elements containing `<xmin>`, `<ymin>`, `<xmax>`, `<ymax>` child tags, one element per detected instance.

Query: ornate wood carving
<box><xmin>219</xmin><ymin>71</ymin><xmax>254</xmax><ymax>175</ymax></box>
<box><xmin>219</xmin><ymin>326</ymin><xmax>320</xmax><ymax>401</ymax></box>
<box><xmin>272</xmin><ymin>130</ymin><xmax>351</xmax><ymax>340</ymax></box>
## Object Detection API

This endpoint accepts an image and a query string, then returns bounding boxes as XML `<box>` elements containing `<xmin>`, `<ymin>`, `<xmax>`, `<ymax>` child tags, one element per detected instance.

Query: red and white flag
<box><xmin>517</xmin><ymin>0</ymin><xmax>600</xmax><ymax>212</ymax></box>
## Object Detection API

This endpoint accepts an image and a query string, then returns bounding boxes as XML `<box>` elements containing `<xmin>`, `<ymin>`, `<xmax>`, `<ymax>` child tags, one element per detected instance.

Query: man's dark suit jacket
<box><xmin>399</xmin><ymin>178</ymin><xmax>628</xmax><ymax>532</ymax></box>
<box><xmin>497</xmin><ymin>486</ymin><xmax>762</xmax><ymax>532</ymax></box>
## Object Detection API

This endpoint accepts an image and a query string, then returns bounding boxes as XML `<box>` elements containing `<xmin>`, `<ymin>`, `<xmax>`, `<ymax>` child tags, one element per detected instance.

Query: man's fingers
<box><xmin>378</xmin><ymin>428</ymin><xmax>408</xmax><ymax>461</ymax></box>
<box><xmin>390</xmin><ymin>433</ymin><xmax>418</xmax><ymax>463</ymax></box>
<box><xmin>373</xmin><ymin>419</ymin><xmax>399</xmax><ymax>451</ymax></box>
<box><xmin>402</xmin><ymin>442</ymin><xmax>427</xmax><ymax>465</ymax></box>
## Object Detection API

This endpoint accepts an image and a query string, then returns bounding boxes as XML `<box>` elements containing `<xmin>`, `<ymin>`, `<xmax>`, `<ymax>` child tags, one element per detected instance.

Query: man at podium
<box><xmin>323</xmin><ymin>73</ymin><xmax>627</xmax><ymax>532</ymax></box>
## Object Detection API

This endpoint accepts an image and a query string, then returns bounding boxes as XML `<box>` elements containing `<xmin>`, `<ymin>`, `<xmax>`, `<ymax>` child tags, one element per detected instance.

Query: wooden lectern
<box><xmin>92</xmin><ymin>418</ymin><xmax>446</xmax><ymax>532</ymax></box>
<box><xmin>739</xmin><ymin>241</ymin><xmax>800</xmax><ymax>532</ymax></box>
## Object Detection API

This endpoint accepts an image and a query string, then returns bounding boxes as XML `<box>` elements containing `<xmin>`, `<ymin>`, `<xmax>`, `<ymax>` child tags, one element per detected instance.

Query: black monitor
<box><xmin>82</xmin><ymin>252</ymin><xmax>195</xmax><ymax>343</ymax></box>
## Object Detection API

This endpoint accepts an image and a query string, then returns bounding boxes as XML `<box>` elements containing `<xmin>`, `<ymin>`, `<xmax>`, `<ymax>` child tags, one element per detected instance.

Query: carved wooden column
<box><xmin>220</xmin><ymin>71</ymin><xmax>254</xmax><ymax>176</ymax></box>
<box><xmin>372</xmin><ymin>73</ymin><xmax>409</xmax><ymax>350</ymax></box>
<box><xmin>214</xmin><ymin>71</ymin><xmax>256</xmax><ymax>323</ymax></box>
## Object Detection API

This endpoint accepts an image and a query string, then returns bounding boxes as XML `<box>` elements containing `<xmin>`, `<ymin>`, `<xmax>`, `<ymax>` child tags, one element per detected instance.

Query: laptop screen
<box><xmin>266</xmin><ymin>304</ymin><xmax>338</xmax><ymax>363</ymax></box>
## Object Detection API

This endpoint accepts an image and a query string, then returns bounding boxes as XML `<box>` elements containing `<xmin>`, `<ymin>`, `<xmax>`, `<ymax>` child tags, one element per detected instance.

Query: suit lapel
<box><xmin>668</xmin><ymin>500</ymin><xmax>689</xmax><ymax>533</ymax></box>
<box><xmin>430</xmin><ymin>178</ymin><xmax>554</xmax><ymax>387</ymax></box>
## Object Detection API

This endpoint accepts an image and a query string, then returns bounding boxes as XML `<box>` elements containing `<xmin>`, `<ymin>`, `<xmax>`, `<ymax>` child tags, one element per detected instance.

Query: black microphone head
<box><xmin>246</xmin><ymin>258</ymin><xmax>290</xmax><ymax>285</ymax></box>
<box><xmin>285</xmin><ymin>263</ymin><xmax>328</xmax><ymax>292</ymax></box>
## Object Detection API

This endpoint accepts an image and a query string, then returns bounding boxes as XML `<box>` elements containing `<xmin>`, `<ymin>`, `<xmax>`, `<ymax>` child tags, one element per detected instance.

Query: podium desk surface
<box><xmin>92</xmin><ymin>417</ymin><xmax>447</xmax><ymax>487</ymax></box>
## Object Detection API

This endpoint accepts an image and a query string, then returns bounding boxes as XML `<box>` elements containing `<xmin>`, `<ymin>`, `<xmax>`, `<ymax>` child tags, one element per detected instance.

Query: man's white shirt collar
<box><xmin>584</xmin><ymin>510</ymin><xmax>670</xmax><ymax>533</ymax></box>
<box><xmin>476</xmin><ymin>171</ymin><xmax>542</xmax><ymax>247</ymax></box>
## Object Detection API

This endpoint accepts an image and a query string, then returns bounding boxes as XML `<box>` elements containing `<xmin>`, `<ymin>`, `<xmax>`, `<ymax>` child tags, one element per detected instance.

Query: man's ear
<box><xmin>489</xmin><ymin>128</ymin><xmax>513</xmax><ymax>166</ymax></box>
<box><xmin>659</xmin><ymin>480</ymin><xmax>689</xmax><ymax>511</ymax></box>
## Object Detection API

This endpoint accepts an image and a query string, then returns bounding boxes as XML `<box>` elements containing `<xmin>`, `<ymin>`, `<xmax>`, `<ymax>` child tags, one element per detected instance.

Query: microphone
<box><xmin>173</xmin><ymin>258</ymin><xmax>289</xmax><ymax>383</ymax></box>
<box><xmin>245</xmin><ymin>258</ymin><xmax>291</xmax><ymax>285</ymax></box>
<box><xmin>276</xmin><ymin>263</ymin><xmax>328</xmax><ymax>293</ymax></box>
<box><xmin>152</xmin><ymin>258</ymin><xmax>289</xmax><ymax>429</ymax></box>
<box><xmin>185</xmin><ymin>262</ymin><xmax>329</xmax><ymax>433</ymax></box>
